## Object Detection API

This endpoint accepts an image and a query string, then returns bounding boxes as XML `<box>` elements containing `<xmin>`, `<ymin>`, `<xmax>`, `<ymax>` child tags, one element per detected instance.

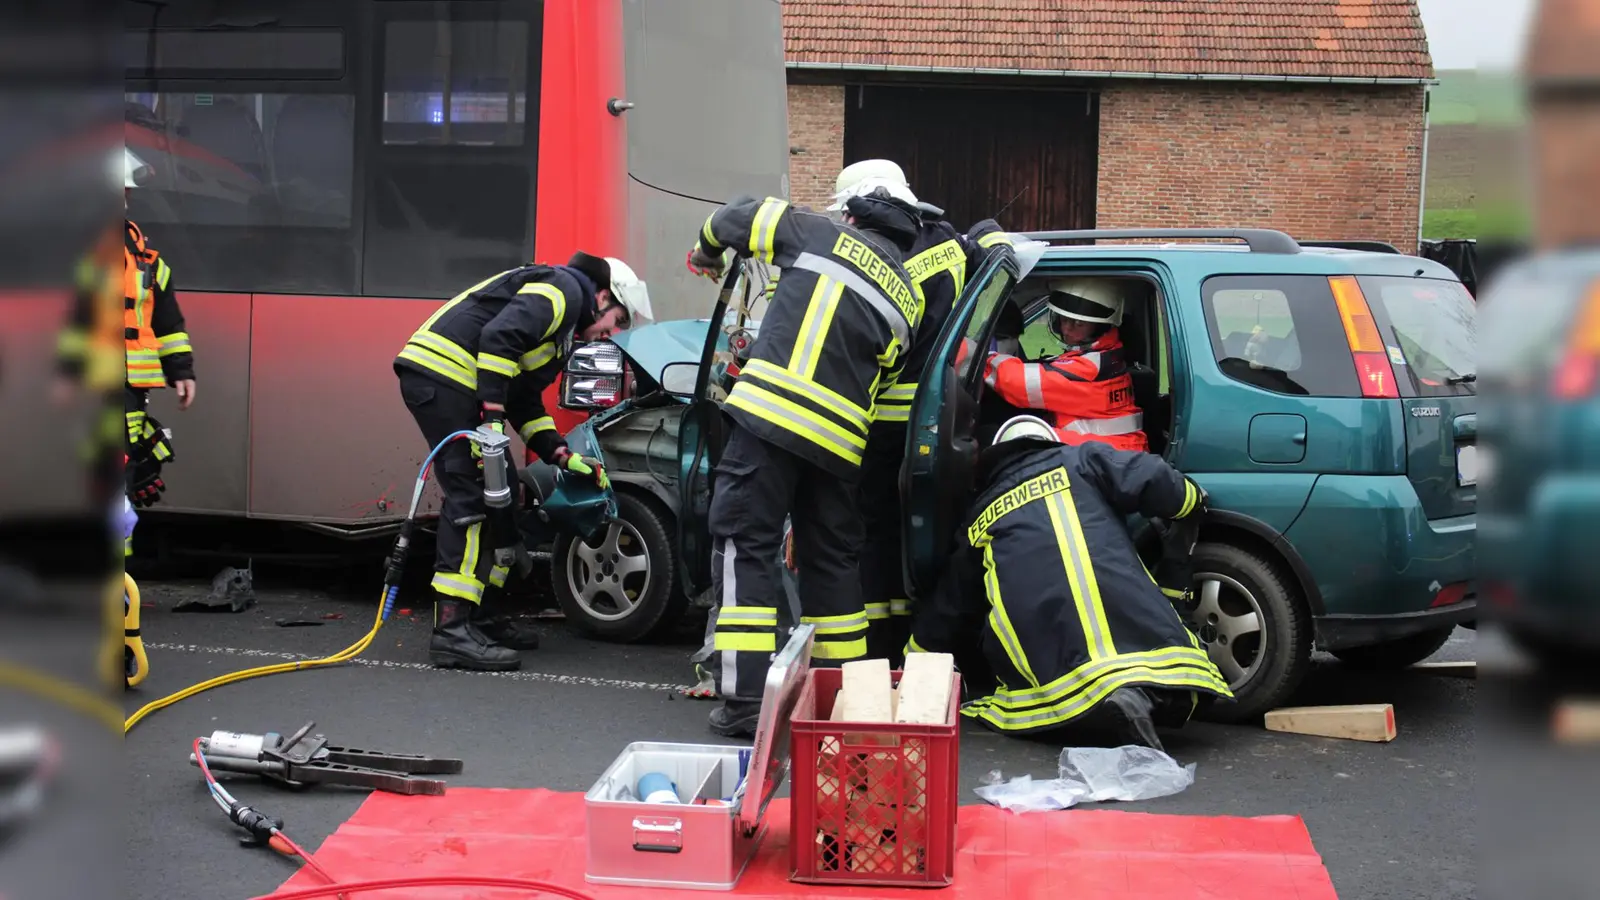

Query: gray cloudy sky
<box><xmin>1416</xmin><ymin>0</ymin><xmax>1537</xmax><ymax>70</ymax></box>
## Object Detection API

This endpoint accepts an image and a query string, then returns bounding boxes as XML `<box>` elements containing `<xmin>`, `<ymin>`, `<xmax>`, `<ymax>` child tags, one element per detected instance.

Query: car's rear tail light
<box><xmin>1551</xmin><ymin>281</ymin><xmax>1600</xmax><ymax>399</ymax></box>
<box><xmin>1329</xmin><ymin>275</ymin><xmax>1400</xmax><ymax>399</ymax></box>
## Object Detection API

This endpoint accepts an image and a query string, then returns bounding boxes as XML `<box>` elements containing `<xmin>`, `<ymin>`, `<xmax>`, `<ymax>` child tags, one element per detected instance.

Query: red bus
<box><xmin>115</xmin><ymin>0</ymin><xmax>788</xmax><ymax>533</ymax></box>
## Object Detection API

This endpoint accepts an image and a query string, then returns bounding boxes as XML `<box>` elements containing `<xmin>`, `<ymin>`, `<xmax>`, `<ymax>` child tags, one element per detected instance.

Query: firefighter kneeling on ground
<box><xmin>906</xmin><ymin>415</ymin><xmax>1233</xmax><ymax>751</ymax></box>
<box><xmin>394</xmin><ymin>251</ymin><xmax>652</xmax><ymax>671</ymax></box>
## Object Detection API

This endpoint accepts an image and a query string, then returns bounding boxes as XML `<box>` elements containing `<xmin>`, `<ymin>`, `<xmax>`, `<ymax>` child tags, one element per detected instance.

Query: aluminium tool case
<box><xmin>583</xmin><ymin>624</ymin><xmax>815</xmax><ymax>891</ymax></box>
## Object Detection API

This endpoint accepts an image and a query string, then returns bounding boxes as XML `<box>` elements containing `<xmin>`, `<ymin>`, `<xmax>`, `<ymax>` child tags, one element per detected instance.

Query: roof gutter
<box><xmin>787</xmin><ymin>60</ymin><xmax>1436</xmax><ymax>86</ymax></box>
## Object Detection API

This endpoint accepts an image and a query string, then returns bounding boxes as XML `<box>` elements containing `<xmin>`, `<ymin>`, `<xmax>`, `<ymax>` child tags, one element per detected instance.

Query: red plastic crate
<box><xmin>788</xmin><ymin>667</ymin><xmax>961</xmax><ymax>888</ymax></box>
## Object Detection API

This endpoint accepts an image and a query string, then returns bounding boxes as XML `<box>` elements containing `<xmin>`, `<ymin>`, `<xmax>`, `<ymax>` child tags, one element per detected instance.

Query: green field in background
<box><xmin>1429</xmin><ymin>69</ymin><xmax>1525</xmax><ymax>126</ymax></box>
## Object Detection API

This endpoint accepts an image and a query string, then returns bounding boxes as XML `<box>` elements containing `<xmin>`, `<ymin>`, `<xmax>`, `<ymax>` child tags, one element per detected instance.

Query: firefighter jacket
<box><xmin>394</xmin><ymin>264</ymin><xmax>592</xmax><ymax>462</ymax></box>
<box><xmin>908</xmin><ymin>438</ymin><xmax>1231</xmax><ymax>735</ymax></box>
<box><xmin>872</xmin><ymin>218</ymin><xmax>1012</xmax><ymax>425</ymax></box>
<box><xmin>966</xmin><ymin>328</ymin><xmax>1147</xmax><ymax>453</ymax></box>
<box><xmin>694</xmin><ymin>195</ymin><xmax>923</xmax><ymax>478</ymax></box>
<box><xmin>123</xmin><ymin>221</ymin><xmax>194</xmax><ymax>390</ymax></box>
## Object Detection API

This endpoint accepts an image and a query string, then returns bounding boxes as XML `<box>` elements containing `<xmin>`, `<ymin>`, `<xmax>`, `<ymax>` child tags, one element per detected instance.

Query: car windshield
<box><xmin>1359</xmin><ymin>276</ymin><xmax>1476</xmax><ymax>396</ymax></box>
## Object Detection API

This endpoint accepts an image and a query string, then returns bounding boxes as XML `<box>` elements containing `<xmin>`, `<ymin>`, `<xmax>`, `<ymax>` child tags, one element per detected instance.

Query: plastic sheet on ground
<box><xmin>267</xmin><ymin>786</ymin><xmax>1336</xmax><ymax>900</ymax></box>
<box><xmin>976</xmin><ymin>745</ymin><xmax>1196</xmax><ymax>814</ymax></box>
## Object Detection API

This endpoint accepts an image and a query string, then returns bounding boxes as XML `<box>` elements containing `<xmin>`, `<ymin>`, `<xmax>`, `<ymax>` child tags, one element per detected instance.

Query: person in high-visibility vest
<box><xmin>121</xmin><ymin>149</ymin><xmax>196</xmax><ymax>512</ymax></box>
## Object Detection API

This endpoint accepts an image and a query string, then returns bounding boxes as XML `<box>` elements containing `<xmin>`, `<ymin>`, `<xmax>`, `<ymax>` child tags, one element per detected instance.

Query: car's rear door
<box><xmin>901</xmin><ymin>244</ymin><xmax>1022</xmax><ymax>600</ymax></box>
<box><xmin>1360</xmin><ymin>275</ymin><xmax>1478</xmax><ymax>519</ymax></box>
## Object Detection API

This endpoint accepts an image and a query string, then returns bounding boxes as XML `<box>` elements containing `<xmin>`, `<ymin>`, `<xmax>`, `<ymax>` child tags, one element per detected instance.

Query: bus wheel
<box><xmin>552</xmin><ymin>492</ymin><xmax>686</xmax><ymax>643</ymax></box>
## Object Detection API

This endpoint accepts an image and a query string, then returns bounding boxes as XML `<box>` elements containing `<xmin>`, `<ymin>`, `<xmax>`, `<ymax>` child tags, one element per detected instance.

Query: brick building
<box><xmin>783</xmin><ymin>0</ymin><xmax>1435</xmax><ymax>253</ymax></box>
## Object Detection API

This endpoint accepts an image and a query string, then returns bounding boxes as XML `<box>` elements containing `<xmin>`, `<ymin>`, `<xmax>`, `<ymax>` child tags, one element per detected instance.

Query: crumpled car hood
<box><xmin>608</xmin><ymin>318</ymin><xmax>712</xmax><ymax>386</ymax></box>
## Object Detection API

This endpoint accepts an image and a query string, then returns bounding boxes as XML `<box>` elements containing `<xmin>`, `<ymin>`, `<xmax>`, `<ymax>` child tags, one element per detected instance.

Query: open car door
<box><xmin>901</xmin><ymin>244</ymin><xmax>1025</xmax><ymax>600</ymax></box>
<box><xmin>676</xmin><ymin>264</ymin><xmax>766</xmax><ymax>598</ymax></box>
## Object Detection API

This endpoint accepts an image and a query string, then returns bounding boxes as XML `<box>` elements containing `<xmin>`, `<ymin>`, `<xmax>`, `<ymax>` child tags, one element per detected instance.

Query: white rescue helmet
<box><xmin>604</xmin><ymin>257</ymin><xmax>653</xmax><ymax>326</ymax></box>
<box><xmin>827</xmin><ymin>158</ymin><xmax>917</xmax><ymax>212</ymax></box>
<box><xmin>993</xmin><ymin>415</ymin><xmax>1060</xmax><ymax>445</ymax></box>
<box><xmin>123</xmin><ymin>148</ymin><xmax>150</xmax><ymax>189</ymax></box>
<box><xmin>1045</xmin><ymin>277</ymin><xmax>1125</xmax><ymax>327</ymax></box>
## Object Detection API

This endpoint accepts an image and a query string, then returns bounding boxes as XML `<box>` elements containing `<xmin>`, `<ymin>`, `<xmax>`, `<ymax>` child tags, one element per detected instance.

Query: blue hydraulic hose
<box><xmin>380</xmin><ymin>429</ymin><xmax>481</xmax><ymax>624</ymax></box>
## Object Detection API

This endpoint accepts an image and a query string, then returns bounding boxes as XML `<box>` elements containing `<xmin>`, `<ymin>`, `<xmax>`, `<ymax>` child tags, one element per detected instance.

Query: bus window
<box><xmin>124</xmin><ymin>89</ymin><xmax>357</xmax><ymax>295</ymax></box>
<box><xmin>362</xmin><ymin>2</ymin><xmax>541</xmax><ymax>300</ymax></box>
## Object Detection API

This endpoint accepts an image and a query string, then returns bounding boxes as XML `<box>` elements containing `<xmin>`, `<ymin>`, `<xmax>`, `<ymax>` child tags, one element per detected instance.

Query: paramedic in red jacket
<box><xmin>967</xmin><ymin>279</ymin><xmax>1147</xmax><ymax>452</ymax></box>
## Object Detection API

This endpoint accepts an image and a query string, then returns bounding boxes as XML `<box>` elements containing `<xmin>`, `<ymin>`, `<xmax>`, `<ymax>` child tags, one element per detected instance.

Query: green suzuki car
<box><xmin>549</xmin><ymin>229</ymin><xmax>1477</xmax><ymax>721</ymax></box>
<box><xmin>1476</xmin><ymin>248</ymin><xmax>1600</xmax><ymax>669</ymax></box>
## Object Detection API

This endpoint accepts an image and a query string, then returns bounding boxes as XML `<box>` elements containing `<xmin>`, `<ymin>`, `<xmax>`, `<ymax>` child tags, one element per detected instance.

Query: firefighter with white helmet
<box><xmin>963</xmin><ymin>275</ymin><xmax>1148</xmax><ymax>452</ymax></box>
<box><xmin>823</xmin><ymin>159</ymin><xmax>1019</xmax><ymax>663</ymax></box>
<box><xmin>120</xmin><ymin>147</ymin><xmax>197</xmax><ymax>513</ymax></box>
<box><xmin>908</xmin><ymin>412</ymin><xmax>1226</xmax><ymax>750</ymax></box>
<box><xmin>393</xmin><ymin>249</ymin><xmax>648</xmax><ymax>671</ymax></box>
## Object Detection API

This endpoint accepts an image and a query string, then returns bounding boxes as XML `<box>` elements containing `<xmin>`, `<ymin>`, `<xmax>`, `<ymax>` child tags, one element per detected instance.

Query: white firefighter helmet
<box><xmin>827</xmin><ymin>158</ymin><xmax>916</xmax><ymax>212</ymax></box>
<box><xmin>122</xmin><ymin>148</ymin><xmax>150</xmax><ymax>189</ymax></box>
<box><xmin>993</xmin><ymin>415</ymin><xmax>1060</xmax><ymax>445</ymax></box>
<box><xmin>1045</xmin><ymin>278</ymin><xmax>1125</xmax><ymax>327</ymax></box>
<box><xmin>604</xmin><ymin>257</ymin><xmax>653</xmax><ymax>326</ymax></box>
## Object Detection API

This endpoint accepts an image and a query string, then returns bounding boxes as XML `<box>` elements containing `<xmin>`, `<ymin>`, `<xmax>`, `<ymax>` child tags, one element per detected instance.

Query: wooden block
<box><xmin>830</xmin><ymin>689</ymin><xmax>847</xmax><ymax>722</ymax></box>
<box><xmin>1553</xmin><ymin>698</ymin><xmax>1600</xmax><ymax>744</ymax></box>
<box><xmin>1264</xmin><ymin>704</ymin><xmax>1397</xmax><ymax>742</ymax></box>
<box><xmin>896</xmin><ymin>653</ymin><xmax>955</xmax><ymax>724</ymax></box>
<box><xmin>840</xmin><ymin>659</ymin><xmax>894</xmax><ymax>723</ymax></box>
<box><xmin>1410</xmin><ymin>660</ymin><xmax>1476</xmax><ymax>679</ymax></box>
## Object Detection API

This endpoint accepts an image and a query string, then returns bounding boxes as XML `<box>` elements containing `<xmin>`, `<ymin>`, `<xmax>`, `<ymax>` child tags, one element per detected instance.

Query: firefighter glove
<box><xmin>686</xmin><ymin>245</ymin><xmax>725</xmax><ymax>281</ymax></box>
<box><xmin>553</xmin><ymin>446</ymin><xmax>609</xmax><ymax>490</ymax></box>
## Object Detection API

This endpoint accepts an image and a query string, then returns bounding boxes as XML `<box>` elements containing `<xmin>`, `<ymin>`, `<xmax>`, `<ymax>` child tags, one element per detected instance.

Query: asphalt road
<box><xmin>118</xmin><ymin>575</ymin><xmax>1478</xmax><ymax>900</ymax></box>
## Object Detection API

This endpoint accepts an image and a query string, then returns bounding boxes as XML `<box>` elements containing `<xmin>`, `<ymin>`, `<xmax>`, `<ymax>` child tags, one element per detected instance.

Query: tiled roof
<box><xmin>783</xmin><ymin>0</ymin><xmax>1434</xmax><ymax>80</ymax></box>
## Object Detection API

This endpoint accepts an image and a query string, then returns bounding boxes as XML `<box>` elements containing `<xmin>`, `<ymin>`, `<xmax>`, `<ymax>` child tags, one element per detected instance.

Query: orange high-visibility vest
<box><xmin>124</xmin><ymin>221</ymin><xmax>168</xmax><ymax>389</ymax></box>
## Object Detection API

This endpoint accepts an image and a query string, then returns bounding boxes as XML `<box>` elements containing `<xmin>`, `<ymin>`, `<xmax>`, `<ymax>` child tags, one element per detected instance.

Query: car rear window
<box><xmin>1201</xmin><ymin>275</ymin><xmax>1360</xmax><ymax>396</ymax></box>
<box><xmin>1358</xmin><ymin>276</ymin><xmax>1476</xmax><ymax>397</ymax></box>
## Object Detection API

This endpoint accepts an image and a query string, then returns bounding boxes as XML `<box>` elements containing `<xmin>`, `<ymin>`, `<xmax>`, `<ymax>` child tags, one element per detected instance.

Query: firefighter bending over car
<box><xmin>121</xmin><ymin>149</ymin><xmax>197</xmax><ymax>519</ymax></box>
<box><xmin>828</xmin><ymin>159</ymin><xmax>1016</xmax><ymax>664</ymax></box>
<box><xmin>964</xmin><ymin>279</ymin><xmax>1147</xmax><ymax>452</ymax></box>
<box><xmin>685</xmin><ymin>183</ymin><xmax>924</xmax><ymax>738</ymax></box>
<box><xmin>907</xmin><ymin>415</ymin><xmax>1232</xmax><ymax>750</ymax></box>
<box><xmin>394</xmin><ymin>251</ymin><xmax>652</xmax><ymax>671</ymax></box>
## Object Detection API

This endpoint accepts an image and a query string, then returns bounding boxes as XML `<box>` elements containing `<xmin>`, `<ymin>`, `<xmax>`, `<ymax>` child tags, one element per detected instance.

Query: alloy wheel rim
<box><xmin>565</xmin><ymin>519</ymin><xmax>651</xmax><ymax>622</ymax></box>
<box><xmin>1184</xmin><ymin>572</ymin><xmax>1267</xmax><ymax>689</ymax></box>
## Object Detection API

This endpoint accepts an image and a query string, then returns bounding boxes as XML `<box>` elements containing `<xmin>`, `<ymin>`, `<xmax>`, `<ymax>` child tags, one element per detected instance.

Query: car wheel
<box><xmin>1506</xmin><ymin>627</ymin><xmax>1591</xmax><ymax>678</ymax></box>
<box><xmin>1183</xmin><ymin>543</ymin><xmax>1313</xmax><ymax>724</ymax></box>
<box><xmin>1330</xmin><ymin>627</ymin><xmax>1455</xmax><ymax>671</ymax></box>
<box><xmin>552</xmin><ymin>491</ymin><xmax>686</xmax><ymax>643</ymax></box>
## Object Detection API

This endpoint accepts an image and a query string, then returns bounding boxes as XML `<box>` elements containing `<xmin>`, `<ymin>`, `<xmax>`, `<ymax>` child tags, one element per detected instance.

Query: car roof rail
<box><xmin>1300</xmin><ymin>239</ymin><xmax>1403</xmax><ymax>254</ymax></box>
<box><xmin>1018</xmin><ymin>228</ymin><xmax>1301</xmax><ymax>255</ymax></box>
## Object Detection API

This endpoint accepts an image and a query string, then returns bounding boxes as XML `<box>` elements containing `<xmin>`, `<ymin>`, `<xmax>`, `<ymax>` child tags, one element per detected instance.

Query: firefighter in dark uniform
<box><xmin>908</xmin><ymin>415</ymin><xmax>1232</xmax><ymax>750</ymax></box>
<box><xmin>394</xmin><ymin>251</ymin><xmax>651</xmax><ymax>671</ymax></box>
<box><xmin>825</xmin><ymin>160</ymin><xmax>1017</xmax><ymax>663</ymax></box>
<box><xmin>685</xmin><ymin>183</ymin><xmax>924</xmax><ymax>737</ymax></box>
<box><xmin>121</xmin><ymin>150</ymin><xmax>196</xmax><ymax>515</ymax></box>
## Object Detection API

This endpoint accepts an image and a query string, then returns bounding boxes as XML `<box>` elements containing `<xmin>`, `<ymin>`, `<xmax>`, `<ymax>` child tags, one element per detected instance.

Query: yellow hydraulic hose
<box><xmin>122</xmin><ymin>591</ymin><xmax>389</xmax><ymax>733</ymax></box>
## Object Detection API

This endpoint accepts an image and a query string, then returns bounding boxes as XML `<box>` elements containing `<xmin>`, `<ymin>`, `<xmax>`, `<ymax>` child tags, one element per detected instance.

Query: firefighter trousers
<box><xmin>398</xmin><ymin>371</ymin><xmax>510</xmax><ymax>607</ymax></box>
<box><xmin>859</xmin><ymin>422</ymin><xmax>912</xmax><ymax>663</ymax></box>
<box><xmin>708</xmin><ymin>422</ymin><xmax>867</xmax><ymax>702</ymax></box>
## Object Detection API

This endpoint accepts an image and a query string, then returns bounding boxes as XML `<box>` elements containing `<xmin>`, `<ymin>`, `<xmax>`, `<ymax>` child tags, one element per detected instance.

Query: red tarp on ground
<box><xmin>269</xmin><ymin>788</ymin><xmax>1337</xmax><ymax>899</ymax></box>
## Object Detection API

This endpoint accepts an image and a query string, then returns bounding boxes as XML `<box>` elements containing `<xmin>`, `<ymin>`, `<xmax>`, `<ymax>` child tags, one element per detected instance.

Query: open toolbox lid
<box><xmin>736</xmin><ymin>622</ymin><xmax>815</xmax><ymax>836</ymax></box>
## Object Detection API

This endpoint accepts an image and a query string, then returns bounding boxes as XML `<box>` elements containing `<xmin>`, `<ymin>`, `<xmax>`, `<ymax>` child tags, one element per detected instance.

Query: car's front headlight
<box><xmin>561</xmin><ymin>342</ymin><xmax>628</xmax><ymax>410</ymax></box>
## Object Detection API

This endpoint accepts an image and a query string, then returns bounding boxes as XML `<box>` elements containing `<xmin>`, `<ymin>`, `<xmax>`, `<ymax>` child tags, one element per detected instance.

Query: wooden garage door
<box><xmin>843</xmin><ymin>84</ymin><xmax>1098</xmax><ymax>234</ymax></box>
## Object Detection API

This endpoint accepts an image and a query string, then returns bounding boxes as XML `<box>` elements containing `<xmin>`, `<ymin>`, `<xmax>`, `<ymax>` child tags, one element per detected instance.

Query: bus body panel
<box><xmin>111</xmin><ymin>0</ymin><xmax>787</xmax><ymax>526</ymax></box>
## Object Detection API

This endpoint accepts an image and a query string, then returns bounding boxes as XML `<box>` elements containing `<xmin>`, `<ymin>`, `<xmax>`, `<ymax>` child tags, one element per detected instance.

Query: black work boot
<box><xmin>430</xmin><ymin>599</ymin><xmax>521</xmax><ymax>671</ymax></box>
<box><xmin>1098</xmin><ymin>686</ymin><xmax>1164</xmax><ymax>752</ymax></box>
<box><xmin>470</xmin><ymin>597</ymin><xmax>541</xmax><ymax>650</ymax></box>
<box><xmin>709</xmin><ymin>699</ymin><xmax>762</xmax><ymax>738</ymax></box>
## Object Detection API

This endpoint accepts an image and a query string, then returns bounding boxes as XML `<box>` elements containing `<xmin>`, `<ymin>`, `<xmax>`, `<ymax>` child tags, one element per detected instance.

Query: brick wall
<box><xmin>1097</xmin><ymin>83</ymin><xmax>1427</xmax><ymax>253</ymax></box>
<box><xmin>786</xmin><ymin>83</ymin><xmax>845</xmax><ymax>209</ymax></box>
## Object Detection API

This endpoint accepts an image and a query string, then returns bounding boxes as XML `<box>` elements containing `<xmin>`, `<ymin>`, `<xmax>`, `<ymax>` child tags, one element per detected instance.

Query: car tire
<box><xmin>552</xmin><ymin>491</ymin><xmax>687</xmax><ymax>643</ymax></box>
<box><xmin>1330</xmin><ymin>627</ymin><xmax>1455</xmax><ymax>671</ymax></box>
<box><xmin>1186</xmin><ymin>542</ymin><xmax>1313</xmax><ymax>724</ymax></box>
<box><xmin>1506</xmin><ymin>627</ymin><xmax>1591</xmax><ymax>678</ymax></box>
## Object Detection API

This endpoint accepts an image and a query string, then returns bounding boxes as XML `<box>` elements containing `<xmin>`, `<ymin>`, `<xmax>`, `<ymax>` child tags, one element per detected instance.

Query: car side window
<box><xmin>1202</xmin><ymin>275</ymin><xmax>1361</xmax><ymax>397</ymax></box>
